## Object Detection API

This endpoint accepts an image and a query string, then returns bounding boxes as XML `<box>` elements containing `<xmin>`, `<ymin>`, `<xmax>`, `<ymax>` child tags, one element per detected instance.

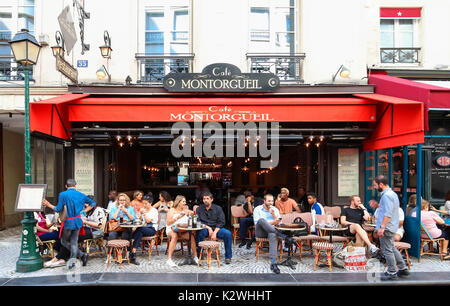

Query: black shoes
<box><xmin>270</xmin><ymin>264</ymin><xmax>280</xmax><ymax>274</ymax></box>
<box><xmin>397</xmin><ymin>268</ymin><xmax>410</xmax><ymax>278</ymax></box>
<box><xmin>238</xmin><ymin>240</ymin><xmax>247</xmax><ymax>248</ymax></box>
<box><xmin>246</xmin><ymin>241</ymin><xmax>253</xmax><ymax>250</ymax></box>
<box><xmin>130</xmin><ymin>253</ymin><xmax>140</xmax><ymax>265</ymax></box>
<box><xmin>225</xmin><ymin>258</ymin><xmax>232</xmax><ymax>264</ymax></box>
<box><xmin>81</xmin><ymin>253</ymin><xmax>89</xmax><ymax>267</ymax></box>
<box><xmin>380</xmin><ymin>272</ymin><xmax>398</xmax><ymax>281</ymax></box>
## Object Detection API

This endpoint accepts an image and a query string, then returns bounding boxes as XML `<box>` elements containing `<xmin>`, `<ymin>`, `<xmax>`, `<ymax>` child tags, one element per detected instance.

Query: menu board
<box><xmin>431</xmin><ymin>141</ymin><xmax>450</xmax><ymax>199</ymax></box>
<box><xmin>338</xmin><ymin>148</ymin><xmax>359</xmax><ymax>197</ymax></box>
<box><xmin>15</xmin><ymin>184</ymin><xmax>47</xmax><ymax>212</ymax></box>
<box><xmin>74</xmin><ymin>149</ymin><xmax>94</xmax><ymax>195</ymax></box>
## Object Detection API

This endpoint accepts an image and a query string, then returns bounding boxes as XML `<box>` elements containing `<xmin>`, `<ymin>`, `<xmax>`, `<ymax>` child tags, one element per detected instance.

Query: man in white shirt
<box><xmin>253</xmin><ymin>194</ymin><xmax>294</xmax><ymax>274</ymax></box>
<box><xmin>106</xmin><ymin>190</ymin><xmax>117</xmax><ymax>213</ymax></box>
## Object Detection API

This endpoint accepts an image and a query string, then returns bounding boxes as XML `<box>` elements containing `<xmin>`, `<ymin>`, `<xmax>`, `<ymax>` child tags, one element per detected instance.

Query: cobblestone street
<box><xmin>2</xmin><ymin>226</ymin><xmax>450</xmax><ymax>282</ymax></box>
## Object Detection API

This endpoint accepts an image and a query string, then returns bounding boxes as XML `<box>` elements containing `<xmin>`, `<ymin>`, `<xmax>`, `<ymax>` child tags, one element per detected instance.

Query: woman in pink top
<box><xmin>414</xmin><ymin>200</ymin><xmax>449</xmax><ymax>256</ymax></box>
<box><xmin>34</xmin><ymin>212</ymin><xmax>59</xmax><ymax>242</ymax></box>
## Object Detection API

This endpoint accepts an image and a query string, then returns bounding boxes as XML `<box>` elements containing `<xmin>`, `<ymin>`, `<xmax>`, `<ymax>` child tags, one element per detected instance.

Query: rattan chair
<box><xmin>36</xmin><ymin>236</ymin><xmax>56</xmax><ymax>259</ymax></box>
<box><xmin>83</xmin><ymin>211</ymin><xmax>108</xmax><ymax>256</ymax></box>
<box><xmin>419</xmin><ymin>222</ymin><xmax>446</xmax><ymax>262</ymax></box>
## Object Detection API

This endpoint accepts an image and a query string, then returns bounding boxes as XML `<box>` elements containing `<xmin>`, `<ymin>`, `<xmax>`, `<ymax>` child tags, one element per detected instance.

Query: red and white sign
<box><xmin>380</xmin><ymin>8</ymin><xmax>421</xmax><ymax>18</ymax></box>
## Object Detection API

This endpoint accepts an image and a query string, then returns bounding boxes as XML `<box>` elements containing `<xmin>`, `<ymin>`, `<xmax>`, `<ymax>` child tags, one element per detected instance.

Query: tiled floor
<box><xmin>1</xmin><ymin>226</ymin><xmax>450</xmax><ymax>284</ymax></box>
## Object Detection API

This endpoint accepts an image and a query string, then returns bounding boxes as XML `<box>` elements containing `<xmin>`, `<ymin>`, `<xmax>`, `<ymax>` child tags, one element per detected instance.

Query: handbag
<box><xmin>332</xmin><ymin>249</ymin><xmax>346</xmax><ymax>269</ymax></box>
<box><xmin>291</xmin><ymin>217</ymin><xmax>309</xmax><ymax>236</ymax></box>
<box><xmin>106</xmin><ymin>219</ymin><xmax>124</xmax><ymax>233</ymax></box>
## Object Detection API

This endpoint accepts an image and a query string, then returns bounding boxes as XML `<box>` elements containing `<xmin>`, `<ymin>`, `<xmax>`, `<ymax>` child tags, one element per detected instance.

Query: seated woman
<box><xmin>44</xmin><ymin>201</ymin><xmax>106</xmax><ymax>268</ymax></box>
<box><xmin>130</xmin><ymin>190</ymin><xmax>144</xmax><ymax>215</ymax></box>
<box><xmin>35</xmin><ymin>211</ymin><xmax>59</xmax><ymax>242</ymax></box>
<box><xmin>129</xmin><ymin>195</ymin><xmax>159</xmax><ymax>265</ymax></box>
<box><xmin>109</xmin><ymin>193</ymin><xmax>136</xmax><ymax>241</ymax></box>
<box><xmin>153</xmin><ymin>190</ymin><xmax>174</xmax><ymax>230</ymax></box>
<box><xmin>412</xmin><ymin>199</ymin><xmax>450</xmax><ymax>257</ymax></box>
<box><xmin>165</xmin><ymin>195</ymin><xmax>198</xmax><ymax>267</ymax></box>
<box><xmin>430</xmin><ymin>191</ymin><xmax>450</xmax><ymax>220</ymax></box>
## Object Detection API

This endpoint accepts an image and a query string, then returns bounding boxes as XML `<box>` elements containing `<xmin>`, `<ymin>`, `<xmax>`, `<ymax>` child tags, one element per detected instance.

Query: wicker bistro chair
<box><xmin>419</xmin><ymin>222</ymin><xmax>446</xmax><ymax>262</ymax></box>
<box><xmin>36</xmin><ymin>236</ymin><xmax>56</xmax><ymax>259</ymax></box>
<box><xmin>312</xmin><ymin>241</ymin><xmax>334</xmax><ymax>272</ymax></box>
<box><xmin>291</xmin><ymin>212</ymin><xmax>322</xmax><ymax>260</ymax></box>
<box><xmin>394</xmin><ymin>241</ymin><xmax>412</xmax><ymax>269</ymax></box>
<box><xmin>106</xmin><ymin>239</ymin><xmax>130</xmax><ymax>268</ymax></box>
<box><xmin>198</xmin><ymin>240</ymin><xmax>221</xmax><ymax>270</ymax></box>
<box><xmin>324</xmin><ymin>206</ymin><xmax>342</xmax><ymax>223</ymax></box>
<box><xmin>82</xmin><ymin>213</ymin><xmax>108</xmax><ymax>256</ymax></box>
<box><xmin>231</xmin><ymin>205</ymin><xmax>253</xmax><ymax>244</ymax></box>
<box><xmin>140</xmin><ymin>235</ymin><xmax>159</xmax><ymax>261</ymax></box>
<box><xmin>255</xmin><ymin>237</ymin><xmax>282</xmax><ymax>262</ymax></box>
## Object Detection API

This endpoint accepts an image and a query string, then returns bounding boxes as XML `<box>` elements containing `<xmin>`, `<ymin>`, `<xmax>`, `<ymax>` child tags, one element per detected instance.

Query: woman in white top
<box><xmin>153</xmin><ymin>191</ymin><xmax>174</xmax><ymax>229</ymax></box>
<box><xmin>129</xmin><ymin>195</ymin><xmax>159</xmax><ymax>265</ymax></box>
<box><xmin>166</xmin><ymin>195</ymin><xmax>198</xmax><ymax>267</ymax></box>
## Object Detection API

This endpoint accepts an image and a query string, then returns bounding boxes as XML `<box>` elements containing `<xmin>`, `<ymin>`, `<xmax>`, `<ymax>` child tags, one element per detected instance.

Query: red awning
<box><xmin>354</xmin><ymin>93</ymin><xmax>424</xmax><ymax>151</ymax></box>
<box><xmin>380</xmin><ymin>8</ymin><xmax>421</xmax><ymax>18</ymax></box>
<box><xmin>368</xmin><ymin>74</ymin><xmax>450</xmax><ymax>130</ymax></box>
<box><xmin>30</xmin><ymin>94</ymin><xmax>89</xmax><ymax>140</ymax></box>
<box><xmin>67</xmin><ymin>97</ymin><xmax>377</xmax><ymax>123</ymax></box>
<box><xmin>31</xmin><ymin>94</ymin><xmax>425</xmax><ymax>152</ymax></box>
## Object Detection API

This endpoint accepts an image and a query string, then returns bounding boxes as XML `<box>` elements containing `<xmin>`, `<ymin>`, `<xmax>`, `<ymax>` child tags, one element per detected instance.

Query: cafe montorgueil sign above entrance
<box><xmin>163</xmin><ymin>63</ymin><xmax>280</xmax><ymax>92</ymax></box>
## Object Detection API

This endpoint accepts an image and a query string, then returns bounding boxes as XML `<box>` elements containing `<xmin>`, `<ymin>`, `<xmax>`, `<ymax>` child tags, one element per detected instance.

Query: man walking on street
<box><xmin>43</xmin><ymin>178</ymin><xmax>96</xmax><ymax>269</ymax></box>
<box><xmin>373</xmin><ymin>175</ymin><xmax>409</xmax><ymax>280</ymax></box>
<box><xmin>253</xmin><ymin>194</ymin><xmax>295</xmax><ymax>274</ymax></box>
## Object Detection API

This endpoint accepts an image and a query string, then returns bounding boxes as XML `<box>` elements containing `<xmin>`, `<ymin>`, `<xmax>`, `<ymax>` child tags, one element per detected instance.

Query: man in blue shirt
<box><xmin>307</xmin><ymin>192</ymin><xmax>324</xmax><ymax>233</ymax></box>
<box><xmin>373</xmin><ymin>175</ymin><xmax>409</xmax><ymax>281</ymax></box>
<box><xmin>253</xmin><ymin>194</ymin><xmax>295</xmax><ymax>274</ymax></box>
<box><xmin>43</xmin><ymin>179</ymin><xmax>96</xmax><ymax>269</ymax></box>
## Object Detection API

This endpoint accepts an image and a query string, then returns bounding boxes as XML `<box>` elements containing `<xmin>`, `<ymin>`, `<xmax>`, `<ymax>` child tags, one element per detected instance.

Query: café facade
<box><xmin>29</xmin><ymin>63</ymin><xmax>427</xmax><ymax>256</ymax></box>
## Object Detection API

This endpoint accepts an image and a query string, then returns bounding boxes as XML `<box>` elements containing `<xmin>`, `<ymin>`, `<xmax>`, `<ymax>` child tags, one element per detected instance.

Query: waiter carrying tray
<box><xmin>43</xmin><ymin>178</ymin><xmax>96</xmax><ymax>269</ymax></box>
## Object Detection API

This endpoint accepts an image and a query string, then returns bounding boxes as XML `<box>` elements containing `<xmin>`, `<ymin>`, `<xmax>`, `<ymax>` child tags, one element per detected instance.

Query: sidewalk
<box><xmin>1</xmin><ymin>226</ymin><xmax>450</xmax><ymax>286</ymax></box>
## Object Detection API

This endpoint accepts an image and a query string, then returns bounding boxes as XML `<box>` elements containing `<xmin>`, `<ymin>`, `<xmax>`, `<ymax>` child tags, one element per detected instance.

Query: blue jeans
<box><xmin>39</xmin><ymin>231</ymin><xmax>59</xmax><ymax>242</ymax></box>
<box><xmin>239</xmin><ymin>217</ymin><xmax>254</xmax><ymax>242</ymax></box>
<box><xmin>195</xmin><ymin>228</ymin><xmax>232</xmax><ymax>259</ymax></box>
<box><xmin>132</xmin><ymin>226</ymin><xmax>156</xmax><ymax>249</ymax></box>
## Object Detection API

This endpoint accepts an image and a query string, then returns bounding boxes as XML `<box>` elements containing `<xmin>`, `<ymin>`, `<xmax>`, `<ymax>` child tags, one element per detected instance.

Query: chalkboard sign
<box><xmin>431</xmin><ymin>140</ymin><xmax>450</xmax><ymax>199</ymax></box>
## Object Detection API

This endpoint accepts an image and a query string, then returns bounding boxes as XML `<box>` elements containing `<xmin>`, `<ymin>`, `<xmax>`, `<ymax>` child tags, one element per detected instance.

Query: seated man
<box><xmin>196</xmin><ymin>192</ymin><xmax>233</xmax><ymax>264</ymax></box>
<box><xmin>275</xmin><ymin>188</ymin><xmax>300</xmax><ymax>215</ymax></box>
<box><xmin>253</xmin><ymin>194</ymin><xmax>294</xmax><ymax>274</ymax></box>
<box><xmin>307</xmin><ymin>192</ymin><xmax>324</xmax><ymax>233</ymax></box>
<box><xmin>340</xmin><ymin>195</ymin><xmax>380</xmax><ymax>257</ymax></box>
<box><xmin>238</xmin><ymin>194</ymin><xmax>259</xmax><ymax>249</ymax></box>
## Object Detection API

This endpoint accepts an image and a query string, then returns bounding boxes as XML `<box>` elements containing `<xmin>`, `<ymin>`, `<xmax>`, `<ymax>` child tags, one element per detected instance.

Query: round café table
<box><xmin>179</xmin><ymin>226</ymin><xmax>204</xmax><ymax>266</ymax></box>
<box><xmin>275</xmin><ymin>225</ymin><xmax>306</xmax><ymax>270</ymax></box>
<box><xmin>315</xmin><ymin>224</ymin><xmax>348</xmax><ymax>243</ymax></box>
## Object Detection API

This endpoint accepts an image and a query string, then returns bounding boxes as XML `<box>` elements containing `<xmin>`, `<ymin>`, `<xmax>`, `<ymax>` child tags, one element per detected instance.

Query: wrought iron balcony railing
<box><xmin>246</xmin><ymin>53</ymin><xmax>306</xmax><ymax>85</ymax></box>
<box><xmin>380</xmin><ymin>48</ymin><xmax>420</xmax><ymax>64</ymax></box>
<box><xmin>0</xmin><ymin>55</ymin><xmax>34</xmax><ymax>82</ymax></box>
<box><xmin>135</xmin><ymin>53</ymin><xmax>194</xmax><ymax>85</ymax></box>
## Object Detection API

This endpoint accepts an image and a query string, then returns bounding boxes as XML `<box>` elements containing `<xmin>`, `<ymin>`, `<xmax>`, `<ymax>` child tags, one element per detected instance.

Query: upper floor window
<box><xmin>380</xmin><ymin>8</ymin><xmax>421</xmax><ymax>64</ymax></box>
<box><xmin>144</xmin><ymin>2</ymin><xmax>190</xmax><ymax>55</ymax></box>
<box><xmin>137</xmin><ymin>0</ymin><xmax>192</xmax><ymax>84</ymax></box>
<box><xmin>249</xmin><ymin>0</ymin><xmax>297</xmax><ymax>54</ymax></box>
<box><xmin>0</xmin><ymin>0</ymin><xmax>35</xmax><ymax>81</ymax></box>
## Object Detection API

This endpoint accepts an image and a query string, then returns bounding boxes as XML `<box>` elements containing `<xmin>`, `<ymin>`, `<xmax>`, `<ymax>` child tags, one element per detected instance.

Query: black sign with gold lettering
<box><xmin>163</xmin><ymin>63</ymin><xmax>280</xmax><ymax>92</ymax></box>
